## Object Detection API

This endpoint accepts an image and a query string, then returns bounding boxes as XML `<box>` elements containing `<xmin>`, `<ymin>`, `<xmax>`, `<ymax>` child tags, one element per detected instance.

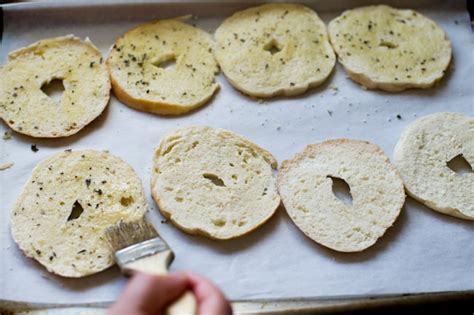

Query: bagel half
<box><xmin>328</xmin><ymin>5</ymin><xmax>451</xmax><ymax>91</ymax></box>
<box><xmin>214</xmin><ymin>3</ymin><xmax>336</xmax><ymax>97</ymax></box>
<box><xmin>151</xmin><ymin>126</ymin><xmax>280</xmax><ymax>240</ymax></box>
<box><xmin>10</xmin><ymin>150</ymin><xmax>148</xmax><ymax>277</ymax></box>
<box><xmin>394</xmin><ymin>112</ymin><xmax>474</xmax><ymax>220</ymax></box>
<box><xmin>0</xmin><ymin>35</ymin><xmax>110</xmax><ymax>137</ymax></box>
<box><xmin>278</xmin><ymin>139</ymin><xmax>405</xmax><ymax>252</ymax></box>
<box><xmin>107</xmin><ymin>19</ymin><xmax>219</xmax><ymax>115</ymax></box>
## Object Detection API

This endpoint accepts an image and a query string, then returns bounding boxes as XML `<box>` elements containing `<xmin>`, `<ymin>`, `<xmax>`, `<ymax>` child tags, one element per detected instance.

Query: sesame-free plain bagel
<box><xmin>214</xmin><ymin>3</ymin><xmax>336</xmax><ymax>97</ymax></box>
<box><xmin>328</xmin><ymin>5</ymin><xmax>451</xmax><ymax>91</ymax></box>
<box><xmin>0</xmin><ymin>35</ymin><xmax>110</xmax><ymax>137</ymax></box>
<box><xmin>151</xmin><ymin>126</ymin><xmax>280</xmax><ymax>240</ymax></box>
<box><xmin>394</xmin><ymin>112</ymin><xmax>474</xmax><ymax>220</ymax></box>
<box><xmin>11</xmin><ymin>150</ymin><xmax>147</xmax><ymax>277</ymax></box>
<box><xmin>107</xmin><ymin>19</ymin><xmax>219</xmax><ymax>115</ymax></box>
<box><xmin>278</xmin><ymin>139</ymin><xmax>405</xmax><ymax>252</ymax></box>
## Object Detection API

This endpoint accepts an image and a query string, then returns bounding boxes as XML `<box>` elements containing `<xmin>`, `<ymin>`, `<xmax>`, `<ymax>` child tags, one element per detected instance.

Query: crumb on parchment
<box><xmin>0</xmin><ymin>162</ymin><xmax>14</xmax><ymax>171</ymax></box>
<box><xmin>3</xmin><ymin>131</ymin><xmax>12</xmax><ymax>140</ymax></box>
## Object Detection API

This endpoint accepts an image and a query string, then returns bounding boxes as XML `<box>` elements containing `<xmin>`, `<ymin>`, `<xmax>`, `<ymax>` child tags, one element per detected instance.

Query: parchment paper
<box><xmin>1</xmin><ymin>0</ymin><xmax>473</xmax><ymax>304</ymax></box>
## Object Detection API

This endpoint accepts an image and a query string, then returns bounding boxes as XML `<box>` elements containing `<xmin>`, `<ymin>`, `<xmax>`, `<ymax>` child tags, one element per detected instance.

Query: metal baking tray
<box><xmin>1</xmin><ymin>0</ymin><xmax>473</xmax><ymax>313</ymax></box>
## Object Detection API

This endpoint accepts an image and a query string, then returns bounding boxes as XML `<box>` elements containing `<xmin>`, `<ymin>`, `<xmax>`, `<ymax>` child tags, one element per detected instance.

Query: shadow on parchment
<box><xmin>405</xmin><ymin>195</ymin><xmax>474</xmax><ymax>228</ymax></box>
<box><xmin>46</xmin><ymin>265</ymin><xmax>122</xmax><ymax>292</ymax></box>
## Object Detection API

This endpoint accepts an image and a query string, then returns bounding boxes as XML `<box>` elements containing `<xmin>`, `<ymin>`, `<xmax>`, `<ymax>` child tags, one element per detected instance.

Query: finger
<box><xmin>186</xmin><ymin>272</ymin><xmax>232</xmax><ymax>315</ymax></box>
<box><xmin>108</xmin><ymin>272</ymin><xmax>189</xmax><ymax>315</ymax></box>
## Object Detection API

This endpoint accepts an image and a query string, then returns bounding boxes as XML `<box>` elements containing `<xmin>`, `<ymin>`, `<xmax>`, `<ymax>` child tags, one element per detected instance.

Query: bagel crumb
<box><xmin>3</xmin><ymin>131</ymin><xmax>12</xmax><ymax>140</ymax></box>
<box><xmin>0</xmin><ymin>162</ymin><xmax>14</xmax><ymax>171</ymax></box>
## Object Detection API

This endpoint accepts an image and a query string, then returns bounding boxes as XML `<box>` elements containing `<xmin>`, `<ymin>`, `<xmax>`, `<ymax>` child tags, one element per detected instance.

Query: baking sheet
<box><xmin>1</xmin><ymin>0</ymin><xmax>473</xmax><ymax>304</ymax></box>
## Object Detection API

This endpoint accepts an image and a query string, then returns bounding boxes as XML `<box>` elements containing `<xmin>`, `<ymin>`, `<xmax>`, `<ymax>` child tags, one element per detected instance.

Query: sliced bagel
<box><xmin>278</xmin><ymin>139</ymin><xmax>405</xmax><ymax>252</ymax></box>
<box><xmin>394</xmin><ymin>112</ymin><xmax>474</xmax><ymax>220</ymax></box>
<box><xmin>151</xmin><ymin>126</ymin><xmax>280</xmax><ymax>240</ymax></box>
<box><xmin>10</xmin><ymin>150</ymin><xmax>147</xmax><ymax>277</ymax></box>
<box><xmin>214</xmin><ymin>3</ymin><xmax>336</xmax><ymax>97</ymax></box>
<box><xmin>0</xmin><ymin>35</ymin><xmax>110</xmax><ymax>137</ymax></box>
<box><xmin>107</xmin><ymin>19</ymin><xmax>219</xmax><ymax>115</ymax></box>
<box><xmin>328</xmin><ymin>5</ymin><xmax>451</xmax><ymax>91</ymax></box>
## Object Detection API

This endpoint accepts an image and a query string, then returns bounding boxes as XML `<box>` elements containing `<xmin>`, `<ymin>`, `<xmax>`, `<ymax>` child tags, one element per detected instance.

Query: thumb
<box><xmin>108</xmin><ymin>272</ymin><xmax>189</xmax><ymax>315</ymax></box>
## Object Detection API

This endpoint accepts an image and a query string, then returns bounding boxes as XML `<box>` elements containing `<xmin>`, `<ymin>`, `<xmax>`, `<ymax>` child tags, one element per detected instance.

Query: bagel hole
<box><xmin>447</xmin><ymin>154</ymin><xmax>472</xmax><ymax>176</ymax></box>
<box><xmin>328</xmin><ymin>176</ymin><xmax>353</xmax><ymax>206</ymax></box>
<box><xmin>152</xmin><ymin>54</ymin><xmax>176</xmax><ymax>70</ymax></box>
<box><xmin>379</xmin><ymin>40</ymin><xmax>398</xmax><ymax>49</ymax></box>
<box><xmin>264</xmin><ymin>39</ymin><xmax>282</xmax><ymax>55</ymax></box>
<box><xmin>41</xmin><ymin>79</ymin><xmax>65</xmax><ymax>104</ymax></box>
<box><xmin>203</xmin><ymin>173</ymin><xmax>225</xmax><ymax>187</ymax></box>
<box><xmin>67</xmin><ymin>200</ymin><xmax>84</xmax><ymax>221</ymax></box>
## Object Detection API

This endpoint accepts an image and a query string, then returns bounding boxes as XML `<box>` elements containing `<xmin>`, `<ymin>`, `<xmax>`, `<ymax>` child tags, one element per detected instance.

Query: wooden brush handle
<box><xmin>123</xmin><ymin>250</ymin><xmax>197</xmax><ymax>315</ymax></box>
<box><xmin>165</xmin><ymin>291</ymin><xmax>197</xmax><ymax>315</ymax></box>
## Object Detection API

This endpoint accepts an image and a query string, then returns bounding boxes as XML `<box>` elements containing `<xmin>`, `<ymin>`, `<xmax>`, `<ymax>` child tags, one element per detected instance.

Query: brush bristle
<box><xmin>104</xmin><ymin>220</ymin><xmax>159</xmax><ymax>252</ymax></box>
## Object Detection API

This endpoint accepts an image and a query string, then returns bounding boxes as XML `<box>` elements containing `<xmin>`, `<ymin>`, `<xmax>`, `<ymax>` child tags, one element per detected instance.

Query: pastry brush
<box><xmin>104</xmin><ymin>220</ymin><xmax>196</xmax><ymax>315</ymax></box>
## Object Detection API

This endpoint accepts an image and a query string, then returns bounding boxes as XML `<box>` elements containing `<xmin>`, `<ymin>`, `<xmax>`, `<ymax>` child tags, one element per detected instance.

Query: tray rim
<box><xmin>1</xmin><ymin>0</ymin><xmax>472</xmax><ymax>308</ymax></box>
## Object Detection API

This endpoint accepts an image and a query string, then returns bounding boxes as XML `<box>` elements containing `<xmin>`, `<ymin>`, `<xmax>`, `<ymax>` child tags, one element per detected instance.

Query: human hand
<box><xmin>108</xmin><ymin>272</ymin><xmax>232</xmax><ymax>315</ymax></box>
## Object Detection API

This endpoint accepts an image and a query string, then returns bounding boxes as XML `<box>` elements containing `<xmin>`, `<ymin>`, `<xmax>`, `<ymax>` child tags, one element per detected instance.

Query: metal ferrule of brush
<box><xmin>114</xmin><ymin>237</ymin><xmax>172</xmax><ymax>270</ymax></box>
